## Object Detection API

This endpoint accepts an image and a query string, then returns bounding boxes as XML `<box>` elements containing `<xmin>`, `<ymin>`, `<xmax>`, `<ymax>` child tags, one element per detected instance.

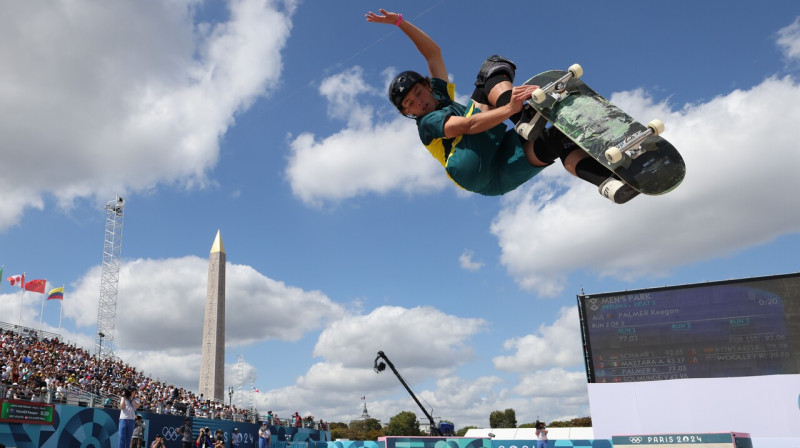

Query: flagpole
<box><xmin>39</xmin><ymin>280</ymin><xmax>47</xmax><ymax>332</ymax></box>
<box><xmin>17</xmin><ymin>272</ymin><xmax>25</xmax><ymax>336</ymax></box>
<box><xmin>58</xmin><ymin>285</ymin><xmax>64</xmax><ymax>335</ymax></box>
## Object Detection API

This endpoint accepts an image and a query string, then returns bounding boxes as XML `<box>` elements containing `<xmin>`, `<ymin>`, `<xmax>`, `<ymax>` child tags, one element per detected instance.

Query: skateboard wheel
<box><xmin>568</xmin><ymin>63</ymin><xmax>583</xmax><ymax>79</ymax></box>
<box><xmin>647</xmin><ymin>119</ymin><xmax>665</xmax><ymax>136</ymax></box>
<box><xmin>605</xmin><ymin>146</ymin><xmax>623</xmax><ymax>164</ymax></box>
<box><xmin>532</xmin><ymin>88</ymin><xmax>546</xmax><ymax>104</ymax></box>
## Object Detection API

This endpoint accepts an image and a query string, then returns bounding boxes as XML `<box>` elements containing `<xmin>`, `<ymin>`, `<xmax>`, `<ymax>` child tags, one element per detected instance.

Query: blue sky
<box><xmin>2</xmin><ymin>0</ymin><xmax>800</xmax><ymax>429</ymax></box>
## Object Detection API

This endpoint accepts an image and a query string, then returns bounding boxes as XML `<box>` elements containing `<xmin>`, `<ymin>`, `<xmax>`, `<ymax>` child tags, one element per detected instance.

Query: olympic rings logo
<box><xmin>162</xmin><ymin>427</ymin><xmax>181</xmax><ymax>441</ymax></box>
<box><xmin>628</xmin><ymin>437</ymin><xmax>643</xmax><ymax>443</ymax></box>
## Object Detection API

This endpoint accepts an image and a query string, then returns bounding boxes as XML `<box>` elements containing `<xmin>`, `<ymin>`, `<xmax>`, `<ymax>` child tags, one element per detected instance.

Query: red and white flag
<box><xmin>7</xmin><ymin>274</ymin><xmax>25</xmax><ymax>287</ymax></box>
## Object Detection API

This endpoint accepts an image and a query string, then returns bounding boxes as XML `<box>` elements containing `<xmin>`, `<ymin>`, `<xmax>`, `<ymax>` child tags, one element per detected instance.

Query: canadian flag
<box><xmin>7</xmin><ymin>274</ymin><xmax>25</xmax><ymax>287</ymax></box>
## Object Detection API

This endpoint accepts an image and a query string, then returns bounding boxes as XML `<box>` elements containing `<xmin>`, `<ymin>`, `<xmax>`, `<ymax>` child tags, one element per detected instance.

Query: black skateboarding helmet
<box><xmin>389</xmin><ymin>70</ymin><xmax>425</xmax><ymax>115</ymax></box>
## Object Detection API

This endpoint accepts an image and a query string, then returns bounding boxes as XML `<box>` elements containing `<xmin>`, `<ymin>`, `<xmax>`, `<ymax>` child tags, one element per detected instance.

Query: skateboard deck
<box><xmin>523</xmin><ymin>68</ymin><xmax>685</xmax><ymax>195</ymax></box>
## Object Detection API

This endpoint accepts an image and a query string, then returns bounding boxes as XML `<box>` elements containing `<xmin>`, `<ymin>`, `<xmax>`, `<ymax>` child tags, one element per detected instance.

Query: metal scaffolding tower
<box><xmin>249</xmin><ymin>375</ymin><xmax>256</xmax><ymax>416</ymax></box>
<box><xmin>96</xmin><ymin>196</ymin><xmax>125</xmax><ymax>358</ymax></box>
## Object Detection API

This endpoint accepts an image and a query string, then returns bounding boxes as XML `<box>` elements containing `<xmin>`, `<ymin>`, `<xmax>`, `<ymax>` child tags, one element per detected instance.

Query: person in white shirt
<box><xmin>118</xmin><ymin>388</ymin><xmax>141</xmax><ymax>448</ymax></box>
<box><xmin>535</xmin><ymin>421</ymin><xmax>548</xmax><ymax>448</ymax></box>
<box><xmin>258</xmin><ymin>422</ymin><xmax>271</xmax><ymax>448</ymax></box>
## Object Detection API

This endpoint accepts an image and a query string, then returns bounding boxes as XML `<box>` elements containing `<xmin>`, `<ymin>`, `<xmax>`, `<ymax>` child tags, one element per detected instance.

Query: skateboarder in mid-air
<box><xmin>366</xmin><ymin>8</ymin><xmax>639</xmax><ymax>203</ymax></box>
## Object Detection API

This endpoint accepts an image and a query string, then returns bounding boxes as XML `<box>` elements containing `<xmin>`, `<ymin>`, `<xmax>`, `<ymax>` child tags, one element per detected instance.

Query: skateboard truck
<box><xmin>531</xmin><ymin>63</ymin><xmax>583</xmax><ymax>104</ymax></box>
<box><xmin>604</xmin><ymin>119</ymin><xmax>666</xmax><ymax>164</ymax></box>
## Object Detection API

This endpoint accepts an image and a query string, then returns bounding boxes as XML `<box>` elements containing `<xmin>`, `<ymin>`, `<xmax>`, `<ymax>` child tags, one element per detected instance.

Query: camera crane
<box><xmin>373</xmin><ymin>351</ymin><xmax>445</xmax><ymax>436</ymax></box>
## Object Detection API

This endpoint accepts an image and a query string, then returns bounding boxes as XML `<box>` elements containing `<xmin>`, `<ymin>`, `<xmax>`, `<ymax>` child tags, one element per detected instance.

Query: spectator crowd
<box><xmin>0</xmin><ymin>329</ymin><xmax>254</xmax><ymax>421</ymax></box>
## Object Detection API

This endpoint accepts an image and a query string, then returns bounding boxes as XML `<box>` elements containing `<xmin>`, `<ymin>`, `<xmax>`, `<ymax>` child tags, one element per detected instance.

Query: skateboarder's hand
<box><xmin>512</xmin><ymin>85</ymin><xmax>538</xmax><ymax>102</ymax></box>
<box><xmin>365</xmin><ymin>9</ymin><xmax>399</xmax><ymax>25</ymax></box>
<box><xmin>509</xmin><ymin>85</ymin><xmax>538</xmax><ymax>112</ymax></box>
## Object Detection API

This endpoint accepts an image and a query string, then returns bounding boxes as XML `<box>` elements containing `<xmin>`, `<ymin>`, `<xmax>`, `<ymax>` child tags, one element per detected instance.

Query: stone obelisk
<box><xmin>199</xmin><ymin>230</ymin><xmax>225</xmax><ymax>402</ymax></box>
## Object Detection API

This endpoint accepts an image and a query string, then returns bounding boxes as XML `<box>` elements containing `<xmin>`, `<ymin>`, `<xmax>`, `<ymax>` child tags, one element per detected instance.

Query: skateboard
<box><xmin>522</xmin><ymin>64</ymin><xmax>685</xmax><ymax>195</ymax></box>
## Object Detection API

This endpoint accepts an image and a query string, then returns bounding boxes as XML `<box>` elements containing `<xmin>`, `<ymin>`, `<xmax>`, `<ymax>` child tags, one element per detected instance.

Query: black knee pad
<box><xmin>532</xmin><ymin>136</ymin><xmax>559</xmax><ymax>165</ymax></box>
<box><xmin>470</xmin><ymin>86</ymin><xmax>489</xmax><ymax>104</ymax></box>
<box><xmin>558</xmin><ymin>144</ymin><xmax>579</xmax><ymax>163</ymax></box>
<box><xmin>539</xmin><ymin>127</ymin><xmax>579</xmax><ymax>162</ymax></box>
<box><xmin>474</xmin><ymin>55</ymin><xmax>517</xmax><ymax>87</ymax></box>
<box><xmin>496</xmin><ymin>90</ymin><xmax>512</xmax><ymax>107</ymax></box>
<box><xmin>573</xmin><ymin>157</ymin><xmax>614</xmax><ymax>186</ymax></box>
<box><xmin>471</xmin><ymin>73</ymin><xmax>513</xmax><ymax>104</ymax></box>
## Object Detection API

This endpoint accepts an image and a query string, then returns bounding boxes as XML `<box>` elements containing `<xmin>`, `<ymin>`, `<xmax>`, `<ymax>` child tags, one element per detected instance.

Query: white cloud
<box><xmin>513</xmin><ymin>368</ymin><xmax>588</xmax><ymax>398</ymax></box>
<box><xmin>257</xmin><ymin>305</ymin><xmax>591</xmax><ymax>427</ymax></box>
<box><xmin>314</xmin><ymin>306</ymin><xmax>487</xmax><ymax>371</ymax></box>
<box><xmin>285</xmin><ymin>69</ymin><xmax>450</xmax><ymax>206</ymax></box>
<box><xmin>512</xmin><ymin>368</ymin><xmax>590</xmax><ymax>422</ymax></box>
<box><xmin>492</xmin><ymin>76</ymin><xmax>800</xmax><ymax>296</ymax></box>
<box><xmin>777</xmin><ymin>17</ymin><xmax>800</xmax><ymax>61</ymax></box>
<box><xmin>259</xmin><ymin>305</ymin><xmax>490</xmax><ymax>423</ymax></box>
<box><xmin>459</xmin><ymin>249</ymin><xmax>485</xmax><ymax>271</ymax></box>
<box><xmin>493</xmin><ymin>306</ymin><xmax>583</xmax><ymax>371</ymax></box>
<box><xmin>0</xmin><ymin>0</ymin><xmax>296</xmax><ymax>230</ymax></box>
<box><xmin>60</xmin><ymin>255</ymin><xmax>343</xmax><ymax>389</ymax></box>
<box><xmin>318</xmin><ymin>66</ymin><xmax>379</xmax><ymax>129</ymax></box>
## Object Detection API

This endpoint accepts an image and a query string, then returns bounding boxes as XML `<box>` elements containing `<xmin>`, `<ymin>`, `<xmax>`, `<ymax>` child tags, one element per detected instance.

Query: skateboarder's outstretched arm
<box><xmin>366</xmin><ymin>9</ymin><xmax>535</xmax><ymax>137</ymax></box>
<box><xmin>365</xmin><ymin>9</ymin><xmax>447</xmax><ymax>81</ymax></box>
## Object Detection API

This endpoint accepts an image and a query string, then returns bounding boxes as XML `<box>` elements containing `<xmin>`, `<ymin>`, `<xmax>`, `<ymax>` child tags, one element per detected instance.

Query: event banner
<box><xmin>612</xmin><ymin>432</ymin><xmax>752</xmax><ymax>448</ymax></box>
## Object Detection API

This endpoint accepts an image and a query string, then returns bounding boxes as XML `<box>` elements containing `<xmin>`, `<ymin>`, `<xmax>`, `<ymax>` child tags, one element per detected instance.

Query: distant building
<box><xmin>360</xmin><ymin>396</ymin><xmax>371</xmax><ymax>420</ymax></box>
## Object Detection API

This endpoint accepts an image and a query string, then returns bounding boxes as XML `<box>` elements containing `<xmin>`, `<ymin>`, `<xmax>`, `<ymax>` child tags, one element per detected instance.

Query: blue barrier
<box><xmin>1</xmin><ymin>406</ymin><xmax>609</xmax><ymax>448</ymax></box>
<box><xmin>0</xmin><ymin>403</ymin><xmax>330</xmax><ymax>448</ymax></box>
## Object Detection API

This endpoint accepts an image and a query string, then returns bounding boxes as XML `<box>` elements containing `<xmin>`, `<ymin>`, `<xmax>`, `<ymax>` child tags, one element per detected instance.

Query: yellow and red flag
<box><xmin>24</xmin><ymin>279</ymin><xmax>47</xmax><ymax>294</ymax></box>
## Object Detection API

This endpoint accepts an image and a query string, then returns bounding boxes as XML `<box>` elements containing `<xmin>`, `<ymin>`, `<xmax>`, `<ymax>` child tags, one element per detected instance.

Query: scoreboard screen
<box><xmin>577</xmin><ymin>273</ymin><xmax>800</xmax><ymax>383</ymax></box>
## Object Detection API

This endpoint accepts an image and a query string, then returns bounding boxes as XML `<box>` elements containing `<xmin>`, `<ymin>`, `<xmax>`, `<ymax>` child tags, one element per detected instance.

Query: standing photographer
<box><xmin>177</xmin><ymin>418</ymin><xmax>193</xmax><ymax>448</ymax></box>
<box><xmin>213</xmin><ymin>429</ymin><xmax>226</xmax><ymax>448</ymax></box>
<box><xmin>535</xmin><ymin>421</ymin><xmax>548</xmax><ymax>448</ymax></box>
<box><xmin>150</xmin><ymin>435</ymin><xmax>166</xmax><ymax>448</ymax></box>
<box><xmin>196</xmin><ymin>427</ymin><xmax>214</xmax><ymax>448</ymax></box>
<box><xmin>131</xmin><ymin>415</ymin><xmax>145</xmax><ymax>448</ymax></box>
<box><xmin>118</xmin><ymin>387</ymin><xmax>141</xmax><ymax>448</ymax></box>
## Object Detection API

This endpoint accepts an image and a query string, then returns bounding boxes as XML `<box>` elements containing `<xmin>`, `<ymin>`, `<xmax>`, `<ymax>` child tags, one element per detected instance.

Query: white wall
<box><xmin>587</xmin><ymin>374</ymin><xmax>800</xmax><ymax>439</ymax></box>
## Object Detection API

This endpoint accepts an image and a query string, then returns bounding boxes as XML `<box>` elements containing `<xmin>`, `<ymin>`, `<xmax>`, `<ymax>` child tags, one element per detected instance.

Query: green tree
<box><xmin>547</xmin><ymin>417</ymin><xmax>592</xmax><ymax>427</ymax></box>
<box><xmin>456</xmin><ymin>426</ymin><xmax>479</xmax><ymax>436</ymax></box>
<box><xmin>330</xmin><ymin>427</ymin><xmax>350</xmax><ymax>440</ymax></box>
<box><xmin>328</xmin><ymin>422</ymin><xmax>349</xmax><ymax>430</ymax></box>
<box><xmin>384</xmin><ymin>411</ymin><xmax>422</xmax><ymax>436</ymax></box>
<box><xmin>348</xmin><ymin>418</ymin><xmax>383</xmax><ymax>440</ymax></box>
<box><xmin>489</xmin><ymin>409</ymin><xmax>517</xmax><ymax>428</ymax></box>
<box><xmin>329</xmin><ymin>422</ymin><xmax>350</xmax><ymax>440</ymax></box>
<box><xmin>367</xmin><ymin>429</ymin><xmax>384</xmax><ymax>440</ymax></box>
